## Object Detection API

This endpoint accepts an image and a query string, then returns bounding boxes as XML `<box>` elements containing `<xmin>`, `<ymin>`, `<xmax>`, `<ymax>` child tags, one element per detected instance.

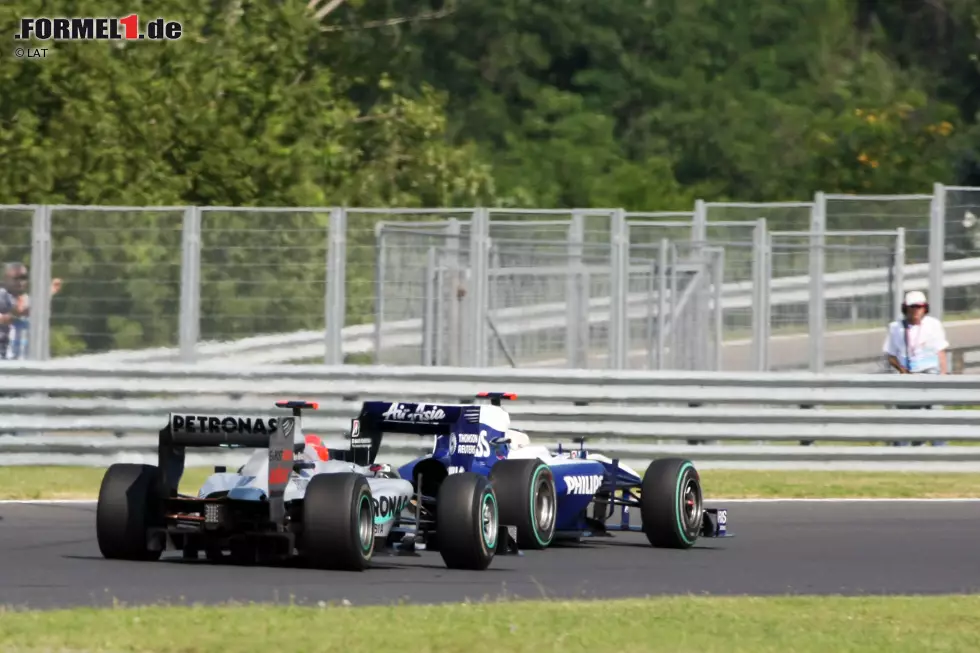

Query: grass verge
<box><xmin>2</xmin><ymin>597</ymin><xmax>980</xmax><ymax>653</ymax></box>
<box><xmin>3</xmin><ymin>466</ymin><xmax>980</xmax><ymax>500</ymax></box>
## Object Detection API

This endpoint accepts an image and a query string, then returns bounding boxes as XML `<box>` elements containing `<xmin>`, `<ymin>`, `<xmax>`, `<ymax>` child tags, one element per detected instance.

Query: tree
<box><xmin>0</xmin><ymin>0</ymin><xmax>492</xmax><ymax>354</ymax></box>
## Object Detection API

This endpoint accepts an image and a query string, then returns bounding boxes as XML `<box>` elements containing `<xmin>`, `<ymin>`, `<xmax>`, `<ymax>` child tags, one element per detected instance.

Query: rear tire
<box><xmin>96</xmin><ymin>463</ymin><xmax>164</xmax><ymax>561</ymax></box>
<box><xmin>640</xmin><ymin>458</ymin><xmax>702</xmax><ymax>549</ymax></box>
<box><xmin>436</xmin><ymin>473</ymin><xmax>498</xmax><ymax>570</ymax></box>
<box><xmin>488</xmin><ymin>459</ymin><xmax>556</xmax><ymax>549</ymax></box>
<box><xmin>301</xmin><ymin>473</ymin><xmax>375</xmax><ymax>571</ymax></box>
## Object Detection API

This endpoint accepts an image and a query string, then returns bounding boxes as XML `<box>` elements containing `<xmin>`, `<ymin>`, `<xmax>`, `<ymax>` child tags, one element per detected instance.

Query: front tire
<box><xmin>301</xmin><ymin>473</ymin><xmax>375</xmax><ymax>571</ymax></box>
<box><xmin>640</xmin><ymin>458</ymin><xmax>702</xmax><ymax>549</ymax></box>
<box><xmin>489</xmin><ymin>459</ymin><xmax>556</xmax><ymax>549</ymax></box>
<box><xmin>436</xmin><ymin>473</ymin><xmax>498</xmax><ymax>570</ymax></box>
<box><xmin>96</xmin><ymin>463</ymin><xmax>164</xmax><ymax>561</ymax></box>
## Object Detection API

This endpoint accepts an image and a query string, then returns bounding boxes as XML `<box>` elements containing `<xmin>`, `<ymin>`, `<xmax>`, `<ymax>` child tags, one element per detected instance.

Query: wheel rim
<box><xmin>358</xmin><ymin>494</ymin><xmax>374</xmax><ymax>552</ymax></box>
<box><xmin>534</xmin><ymin>476</ymin><xmax>555</xmax><ymax>534</ymax></box>
<box><xmin>681</xmin><ymin>476</ymin><xmax>702</xmax><ymax>531</ymax></box>
<box><xmin>481</xmin><ymin>492</ymin><xmax>498</xmax><ymax>547</ymax></box>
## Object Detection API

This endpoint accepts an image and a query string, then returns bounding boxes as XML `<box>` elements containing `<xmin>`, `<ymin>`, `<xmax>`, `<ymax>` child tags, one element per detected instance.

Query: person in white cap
<box><xmin>882</xmin><ymin>290</ymin><xmax>949</xmax><ymax>446</ymax></box>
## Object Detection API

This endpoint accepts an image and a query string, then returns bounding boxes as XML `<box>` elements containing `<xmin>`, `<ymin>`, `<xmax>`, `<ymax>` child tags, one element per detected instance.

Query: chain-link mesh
<box><xmin>480</xmin><ymin>210</ymin><xmax>616</xmax><ymax>368</ymax></box>
<box><xmin>488</xmin><ymin>211</ymin><xmax>572</xmax><ymax>241</ymax></box>
<box><xmin>768</xmin><ymin>233</ymin><xmax>813</xmax><ymax>343</ymax></box>
<box><xmin>824</xmin><ymin>232</ymin><xmax>898</xmax><ymax>372</ymax></box>
<box><xmin>941</xmin><ymin>186</ymin><xmax>980</xmax><ymax>316</ymax></box>
<box><xmin>698</xmin><ymin>222</ymin><xmax>758</xmax><ymax>372</ymax></box>
<box><xmin>704</xmin><ymin>202</ymin><xmax>812</xmax><ymax>283</ymax></box>
<box><xmin>704</xmin><ymin>203</ymin><xmax>814</xmax><ymax>231</ymax></box>
<box><xmin>0</xmin><ymin>207</ymin><xmax>36</xmax><ymax>360</ymax></box>
<box><xmin>48</xmin><ymin>207</ymin><xmax>185</xmax><ymax>358</ymax></box>
<box><xmin>625</xmin><ymin>213</ymin><xmax>694</xmax><ymax>244</ymax></box>
<box><xmin>486</xmin><ymin>215</ymin><xmax>579</xmax><ymax>365</ymax></box>
<box><xmin>769</xmin><ymin>230</ymin><xmax>899</xmax><ymax>372</ymax></box>
<box><xmin>823</xmin><ymin>195</ymin><xmax>931</xmax><ymax>264</ymax></box>
<box><xmin>624</xmin><ymin>241</ymin><xmax>666</xmax><ymax>370</ymax></box>
<box><xmin>488</xmin><ymin>209</ymin><xmax>615</xmax><ymax>250</ymax></box>
<box><xmin>373</xmin><ymin>221</ymin><xmax>472</xmax><ymax>366</ymax></box>
<box><xmin>347</xmin><ymin>209</ymin><xmax>475</xmax><ymax>365</ymax></box>
<box><xmin>657</xmin><ymin>241</ymin><xmax>725</xmax><ymax>371</ymax></box>
<box><xmin>624</xmin><ymin>219</ymin><xmax>692</xmax><ymax>370</ymax></box>
<box><xmin>198</xmin><ymin>208</ymin><xmax>329</xmax><ymax>354</ymax></box>
<box><xmin>486</xmin><ymin>239</ymin><xmax>611</xmax><ymax>368</ymax></box>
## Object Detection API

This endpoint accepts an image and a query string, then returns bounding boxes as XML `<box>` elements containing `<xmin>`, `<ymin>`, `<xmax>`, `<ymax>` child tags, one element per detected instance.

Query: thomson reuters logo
<box><xmin>14</xmin><ymin>15</ymin><xmax>182</xmax><ymax>41</ymax></box>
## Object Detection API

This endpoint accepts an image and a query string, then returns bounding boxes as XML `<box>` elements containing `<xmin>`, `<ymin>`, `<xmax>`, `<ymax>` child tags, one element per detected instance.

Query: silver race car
<box><xmin>95</xmin><ymin>400</ymin><xmax>509</xmax><ymax>571</ymax></box>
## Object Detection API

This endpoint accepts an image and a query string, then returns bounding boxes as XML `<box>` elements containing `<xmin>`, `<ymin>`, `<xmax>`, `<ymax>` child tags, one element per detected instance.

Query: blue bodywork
<box><xmin>354</xmin><ymin>396</ymin><xmax>730</xmax><ymax>540</ymax></box>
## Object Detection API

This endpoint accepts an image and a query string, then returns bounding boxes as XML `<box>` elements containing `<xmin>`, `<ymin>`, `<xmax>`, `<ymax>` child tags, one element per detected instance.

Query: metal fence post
<box><xmin>486</xmin><ymin>245</ymin><xmax>499</xmax><ymax>367</ymax></box>
<box><xmin>324</xmin><ymin>207</ymin><xmax>347</xmax><ymax>365</ymax></box>
<box><xmin>609</xmin><ymin>209</ymin><xmax>629</xmax><ymax>369</ymax></box>
<box><xmin>645</xmin><ymin>256</ymin><xmax>656</xmax><ymax>370</ymax></box>
<box><xmin>668</xmin><ymin>243</ymin><xmax>678</xmax><ymax>369</ymax></box>
<box><xmin>810</xmin><ymin>193</ymin><xmax>826</xmax><ymax>373</ymax></box>
<box><xmin>894</xmin><ymin>227</ymin><xmax>906</xmax><ymax>320</ymax></box>
<box><xmin>929</xmin><ymin>182</ymin><xmax>945</xmax><ymax>320</ymax></box>
<box><xmin>713</xmin><ymin>247</ymin><xmax>724</xmax><ymax>371</ymax></box>
<box><xmin>751</xmin><ymin>218</ymin><xmax>767</xmax><ymax>371</ymax></box>
<box><xmin>28</xmin><ymin>205</ymin><xmax>51</xmax><ymax>361</ymax></box>
<box><xmin>762</xmin><ymin>231</ymin><xmax>772</xmax><ymax>371</ymax></box>
<box><xmin>465</xmin><ymin>208</ymin><xmax>489</xmax><ymax>366</ymax></box>
<box><xmin>178</xmin><ymin>207</ymin><xmax>201</xmax><ymax>363</ymax></box>
<box><xmin>373</xmin><ymin>222</ymin><xmax>385</xmax><ymax>364</ymax></box>
<box><xmin>422</xmin><ymin>246</ymin><xmax>437</xmax><ymax>365</ymax></box>
<box><xmin>445</xmin><ymin>218</ymin><xmax>461</xmax><ymax>367</ymax></box>
<box><xmin>656</xmin><ymin>238</ymin><xmax>668</xmax><ymax>370</ymax></box>
<box><xmin>566</xmin><ymin>212</ymin><xmax>584</xmax><ymax>368</ymax></box>
<box><xmin>692</xmin><ymin>199</ymin><xmax>707</xmax><ymax>243</ymax></box>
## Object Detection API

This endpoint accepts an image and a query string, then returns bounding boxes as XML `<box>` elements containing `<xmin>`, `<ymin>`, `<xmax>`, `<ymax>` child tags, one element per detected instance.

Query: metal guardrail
<box><xmin>58</xmin><ymin>255</ymin><xmax>980</xmax><ymax>367</ymax></box>
<box><xmin>3</xmin><ymin>362</ymin><xmax>980</xmax><ymax>470</ymax></box>
<box><xmin>4</xmin><ymin>361</ymin><xmax>980</xmax><ymax>404</ymax></box>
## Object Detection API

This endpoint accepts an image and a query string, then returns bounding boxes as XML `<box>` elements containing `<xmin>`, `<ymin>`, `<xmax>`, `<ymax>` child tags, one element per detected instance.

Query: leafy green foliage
<box><xmin>0</xmin><ymin>0</ymin><xmax>492</xmax><ymax>354</ymax></box>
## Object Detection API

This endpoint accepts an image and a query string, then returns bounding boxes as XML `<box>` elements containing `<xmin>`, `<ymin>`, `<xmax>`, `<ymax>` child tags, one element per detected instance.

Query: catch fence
<box><xmin>3</xmin><ymin>183</ymin><xmax>976</xmax><ymax>372</ymax></box>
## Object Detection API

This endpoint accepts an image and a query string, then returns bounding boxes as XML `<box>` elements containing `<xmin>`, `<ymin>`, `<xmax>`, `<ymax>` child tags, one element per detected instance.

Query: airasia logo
<box><xmin>382</xmin><ymin>403</ymin><xmax>446</xmax><ymax>423</ymax></box>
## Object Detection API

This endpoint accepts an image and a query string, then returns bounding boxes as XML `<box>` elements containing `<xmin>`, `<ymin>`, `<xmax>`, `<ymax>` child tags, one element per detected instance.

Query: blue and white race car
<box><xmin>351</xmin><ymin>392</ymin><xmax>730</xmax><ymax>551</ymax></box>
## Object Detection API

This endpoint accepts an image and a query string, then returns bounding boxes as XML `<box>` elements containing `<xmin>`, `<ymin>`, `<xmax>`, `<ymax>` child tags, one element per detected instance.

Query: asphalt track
<box><xmin>2</xmin><ymin>500</ymin><xmax>980</xmax><ymax>609</ymax></box>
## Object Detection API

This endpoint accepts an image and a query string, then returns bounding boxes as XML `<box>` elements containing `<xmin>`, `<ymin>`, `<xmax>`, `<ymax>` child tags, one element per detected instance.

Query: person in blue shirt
<box><xmin>0</xmin><ymin>262</ymin><xmax>62</xmax><ymax>360</ymax></box>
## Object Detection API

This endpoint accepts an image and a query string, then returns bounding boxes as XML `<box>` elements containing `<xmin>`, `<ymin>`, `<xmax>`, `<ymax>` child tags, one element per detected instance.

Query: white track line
<box><xmin>2</xmin><ymin>498</ymin><xmax>980</xmax><ymax>505</ymax></box>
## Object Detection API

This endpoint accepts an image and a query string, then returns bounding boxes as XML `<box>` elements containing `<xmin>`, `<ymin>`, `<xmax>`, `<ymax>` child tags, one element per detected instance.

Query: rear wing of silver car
<box><xmin>157</xmin><ymin>400</ymin><xmax>317</xmax><ymax>529</ymax></box>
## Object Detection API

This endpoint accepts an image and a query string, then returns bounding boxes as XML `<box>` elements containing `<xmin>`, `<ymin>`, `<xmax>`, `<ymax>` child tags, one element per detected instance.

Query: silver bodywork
<box><xmin>195</xmin><ymin>445</ymin><xmax>414</xmax><ymax>540</ymax></box>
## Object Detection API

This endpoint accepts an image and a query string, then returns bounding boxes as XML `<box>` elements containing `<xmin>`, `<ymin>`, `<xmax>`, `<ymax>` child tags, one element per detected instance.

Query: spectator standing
<box><xmin>0</xmin><ymin>262</ymin><xmax>62</xmax><ymax>360</ymax></box>
<box><xmin>882</xmin><ymin>290</ymin><xmax>948</xmax><ymax>446</ymax></box>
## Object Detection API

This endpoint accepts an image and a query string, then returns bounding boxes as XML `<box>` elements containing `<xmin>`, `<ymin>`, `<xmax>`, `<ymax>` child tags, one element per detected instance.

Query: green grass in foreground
<box><xmin>3</xmin><ymin>466</ymin><xmax>980</xmax><ymax>500</ymax></box>
<box><xmin>2</xmin><ymin>598</ymin><xmax>980</xmax><ymax>653</ymax></box>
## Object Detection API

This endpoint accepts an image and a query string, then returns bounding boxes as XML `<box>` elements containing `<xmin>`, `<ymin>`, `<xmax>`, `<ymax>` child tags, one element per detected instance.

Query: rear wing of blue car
<box><xmin>349</xmin><ymin>401</ymin><xmax>476</xmax><ymax>464</ymax></box>
<box><xmin>157</xmin><ymin>399</ymin><xmax>319</xmax><ymax>529</ymax></box>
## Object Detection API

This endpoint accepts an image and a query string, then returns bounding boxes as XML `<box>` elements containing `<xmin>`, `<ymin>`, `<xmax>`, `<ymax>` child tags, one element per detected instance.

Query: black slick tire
<box><xmin>488</xmin><ymin>458</ymin><xmax>556</xmax><ymax>549</ymax></box>
<box><xmin>96</xmin><ymin>463</ymin><xmax>165</xmax><ymax>561</ymax></box>
<box><xmin>639</xmin><ymin>458</ymin><xmax>702</xmax><ymax>549</ymax></box>
<box><xmin>301</xmin><ymin>473</ymin><xmax>375</xmax><ymax>571</ymax></box>
<box><xmin>436</xmin><ymin>472</ymin><xmax>498</xmax><ymax>570</ymax></box>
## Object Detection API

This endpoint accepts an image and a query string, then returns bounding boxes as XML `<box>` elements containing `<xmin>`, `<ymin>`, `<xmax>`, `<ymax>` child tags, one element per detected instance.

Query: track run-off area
<box><xmin>3</xmin><ymin>498</ymin><xmax>980</xmax><ymax>609</ymax></box>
